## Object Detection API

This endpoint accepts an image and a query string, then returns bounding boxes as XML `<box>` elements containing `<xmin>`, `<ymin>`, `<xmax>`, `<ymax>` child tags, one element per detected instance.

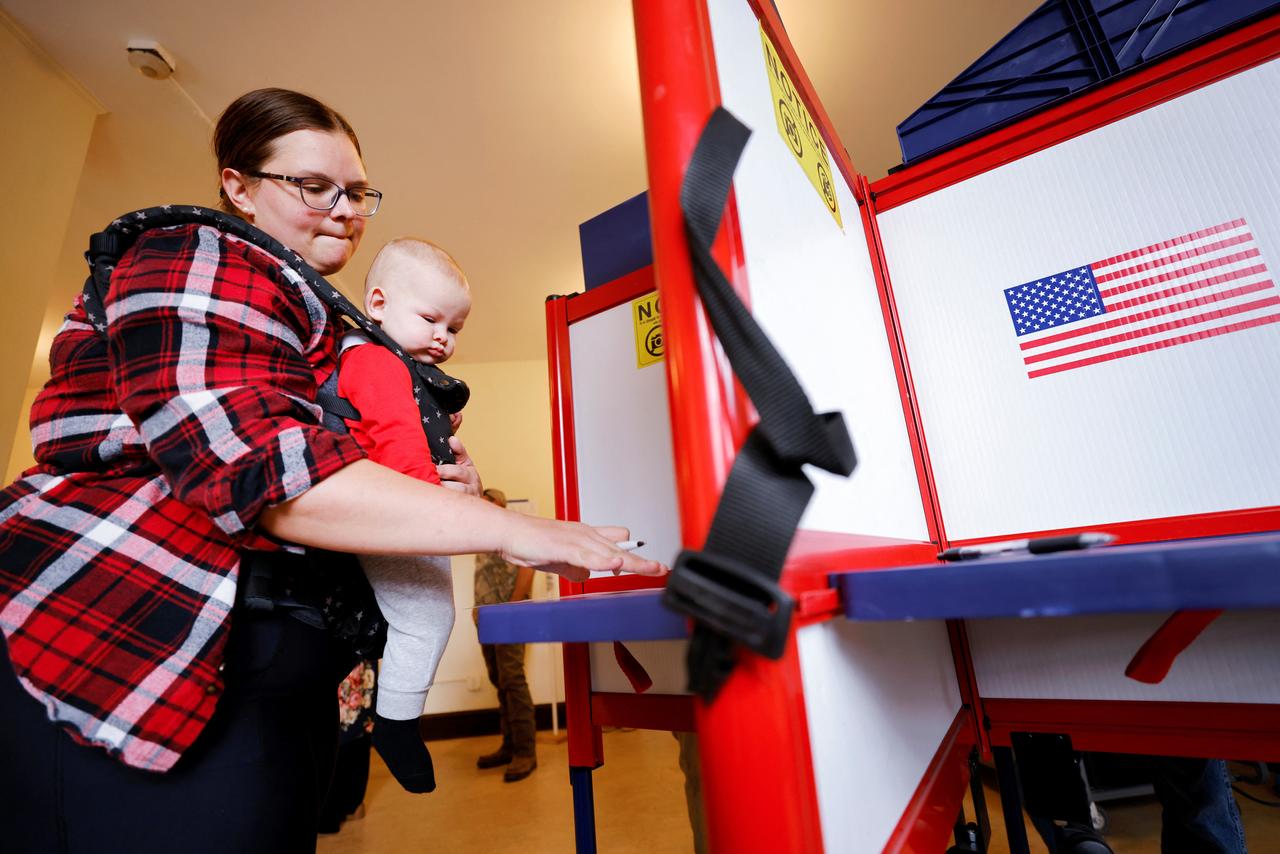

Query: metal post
<box><xmin>993</xmin><ymin>746</ymin><xmax>1032</xmax><ymax>854</ymax></box>
<box><xmin>569</xmin><ymin>766</ymin><xmax>597</xmax><ymax>854</ymax></box>
<box><xmin>969</xmin><ymin>748</ymin><xmax>992</xmax><ymax>851</ymax></box>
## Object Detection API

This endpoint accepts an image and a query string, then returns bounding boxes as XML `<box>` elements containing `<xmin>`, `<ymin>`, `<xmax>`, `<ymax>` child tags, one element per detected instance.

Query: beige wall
<box><xmin>447</xmin><ymin>358</ymin><xmax>557</xmax><ymax>522</ymax></box>
<box><xmin>0</xmin><ymin>13</ymin><xmax>99</xmax><ymax>475</ymax></box>
<box><xmin>4</xmin><ymin>387</ymin><xmax>39</xmax><ymax>482</ymax></box>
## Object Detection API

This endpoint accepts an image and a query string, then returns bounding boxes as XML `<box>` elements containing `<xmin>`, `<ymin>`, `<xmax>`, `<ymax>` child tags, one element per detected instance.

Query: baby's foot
<box><xmin>372</xmin><ymin>714</ymin><xmax>437</xmax><ymax>793</ymax></box>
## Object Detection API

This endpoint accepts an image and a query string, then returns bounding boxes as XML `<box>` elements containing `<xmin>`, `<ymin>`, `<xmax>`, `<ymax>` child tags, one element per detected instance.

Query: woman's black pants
<box><xmin>0</xmin><ymin>609</ymin><xmax>352</xmax><ymax>853</ymax></box>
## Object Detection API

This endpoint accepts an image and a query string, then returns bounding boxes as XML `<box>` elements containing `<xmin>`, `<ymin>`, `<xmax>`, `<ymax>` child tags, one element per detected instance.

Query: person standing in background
<box><xmin>473</xmin><ymin>488</ymin><xmax>538</xmax><ymax>782</ymax></box>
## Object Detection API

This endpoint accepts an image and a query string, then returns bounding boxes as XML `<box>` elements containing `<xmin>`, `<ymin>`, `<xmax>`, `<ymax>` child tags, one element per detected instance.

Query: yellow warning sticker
<box><xmin>632</xmin><ymin>292</ymin><xmax>664</xmax><ymax>369</ymax></box>
<box><xmin>760</xmin><ymin>24</ymin><xmax>842</xmax><ymax>228</ymax></box>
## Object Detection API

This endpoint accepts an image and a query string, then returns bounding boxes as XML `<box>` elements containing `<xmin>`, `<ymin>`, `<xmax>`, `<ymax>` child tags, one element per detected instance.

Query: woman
<box><xmin>0</xmin><ymin>88</ymin><xmax>662</xmax><ymax>853</ymax></box>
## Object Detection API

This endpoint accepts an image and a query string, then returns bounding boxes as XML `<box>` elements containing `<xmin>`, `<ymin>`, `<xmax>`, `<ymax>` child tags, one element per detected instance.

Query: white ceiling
<box><xmin>6</xmin><ymin>0</ymin><xmax>1037</xmax><ymax>373</ymax></box>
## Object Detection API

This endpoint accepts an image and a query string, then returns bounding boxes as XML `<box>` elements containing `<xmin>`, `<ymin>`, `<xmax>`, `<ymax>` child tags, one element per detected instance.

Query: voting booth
<box><xmin>481</xmin><ymin>2</ymin><xmax>1280</xmax><ymax>851</ymax></box>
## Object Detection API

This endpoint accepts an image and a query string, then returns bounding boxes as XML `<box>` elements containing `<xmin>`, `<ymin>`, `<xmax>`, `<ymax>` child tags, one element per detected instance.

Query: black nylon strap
<box><xmin>661</xmin><ymin>108</ymin><xmax>856</xmax><ymax>701</ymax></box>
<box><xmin>80</xmin><ymin>206</ymin><xmax>469</xmax><ymax>456</ymax></box>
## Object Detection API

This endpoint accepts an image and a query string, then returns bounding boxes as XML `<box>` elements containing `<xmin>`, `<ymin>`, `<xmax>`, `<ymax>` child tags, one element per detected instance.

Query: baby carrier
<box><xmin>82</xmin><ymin>205</ymin><xmax>470</xmax><ymax>454</ymax></box>
<box><xmin>79</xmin><ymin>205</ymin><xmax>470</xmax><ymax>657</ymax></box>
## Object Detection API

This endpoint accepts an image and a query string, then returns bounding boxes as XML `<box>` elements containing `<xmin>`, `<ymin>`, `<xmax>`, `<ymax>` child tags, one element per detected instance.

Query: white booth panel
<box><xmin>798</xmin><ymin>619</ymin><xmax>963</xmax><ymax>853</ymax></box>
<box><xmin>877</xmin><ymin>61</ymin><xmax>1280</xmax><ymax>540</ymax></box>
<box><xmin>589</xmin><ymin>639</ymin><xmax>690</xmax><ymax>696</ymax></box>
<box><xmin>569</xmin><ymin>299</ymin><xmax>683</xmax><ymax>575</ymax></box>
<box><xmin>705</xmin><ymin>0</ymin><xmax>931</xmax><ymax>542</ymax></box>
<box><xmin>969</xmin><ymin>611</ymin><xmax>1280</xmax><ymax>702</ymax></box>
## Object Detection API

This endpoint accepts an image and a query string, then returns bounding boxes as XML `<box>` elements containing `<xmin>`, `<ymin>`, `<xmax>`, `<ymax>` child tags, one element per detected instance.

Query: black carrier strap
<box><xmin>661</xmin><ymin>109</ymin><xmax>857</xmax><ymax>701</ymax></box>
<box><xmin>81</xmin><ymin>206</ymin><xmax>469</xmax><ymax>460</ymax></box>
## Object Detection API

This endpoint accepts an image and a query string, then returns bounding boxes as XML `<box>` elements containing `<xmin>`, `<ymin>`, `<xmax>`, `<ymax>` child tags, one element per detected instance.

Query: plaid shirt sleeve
<box><xmin>106</xmin><ymin>224</ymin><xmax>367</xmax><ymax>540</ymax></box>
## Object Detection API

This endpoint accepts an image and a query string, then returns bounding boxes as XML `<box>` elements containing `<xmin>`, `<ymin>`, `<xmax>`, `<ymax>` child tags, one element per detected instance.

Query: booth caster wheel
<box><xmin>946</xmin><ymin>822</ymin><xmax>981</xmax><ymax>853</ymax></box>
<box><xmin>1090</xmin><ymin>802</ymin><xmax>1110</xmax><ymax>834</ymax></box>
<box><xmin>1057</xmin><ymin>823</ymin><xmax>1114</xmax><ymax>854</ymax></box>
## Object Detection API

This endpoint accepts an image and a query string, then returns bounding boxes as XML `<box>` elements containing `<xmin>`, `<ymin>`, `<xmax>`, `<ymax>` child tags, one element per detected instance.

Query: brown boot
<box><xmin>476</xmin><ymin>746</ymin><xmax>513</xmax><ymax>769</ymax></box>
<box><xmin>503</xmin><ymin>754</ymin><xmax>537</xmax><ymax>782</ymax></box>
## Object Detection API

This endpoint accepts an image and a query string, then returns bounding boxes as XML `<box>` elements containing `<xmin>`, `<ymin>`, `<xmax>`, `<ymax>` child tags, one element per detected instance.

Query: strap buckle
<box><xmin>86</xmin><ymin>231</ymin><xmax>119</xmax><ymax>265</ymax></box>
<box><xmin>662</xmin><ymin>549</ymin><xmax>794</xmax><ymax>659</ymax></box>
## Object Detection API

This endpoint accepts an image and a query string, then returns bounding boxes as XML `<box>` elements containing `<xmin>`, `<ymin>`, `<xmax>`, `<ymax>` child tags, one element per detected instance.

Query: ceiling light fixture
<box><xmin>126</xmin><ymin>40</ymin><xmax>176</xmax><ymax>79</ymax></box>
<box><xmin>124</xmin><ymin>39</ymin><xmax>211</xmax><ymax>126</ymax></box>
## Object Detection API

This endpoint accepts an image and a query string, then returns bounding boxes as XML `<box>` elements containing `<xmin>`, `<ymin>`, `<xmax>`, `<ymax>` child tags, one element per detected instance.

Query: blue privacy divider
<box><xmin>1096</xmin><ymin>0</ymin><xmax>1278</xmax><ymax>70</ymax></box>
<box><xmin>895</xmin><ymin>0</ymin><xmax>1279</xmax><ymax>166</ymax></box>
<box><xmin>578</xmin><ymin>191</ymin><xmax>651</xmax><ymax>290</ymax></box>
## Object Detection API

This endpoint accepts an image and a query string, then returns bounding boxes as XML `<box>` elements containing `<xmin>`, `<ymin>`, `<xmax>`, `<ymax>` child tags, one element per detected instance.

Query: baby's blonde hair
<box><xmin>364</xmin><ymin>237</ymin><xmax>469</xmax><ymax>298</ymax></box>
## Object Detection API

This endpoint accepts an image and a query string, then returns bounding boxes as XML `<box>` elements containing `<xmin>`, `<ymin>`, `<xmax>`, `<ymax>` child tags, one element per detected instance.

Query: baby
<box><xmin>336</xmin><ymin>237</ymin><xmax>473</xmax><ymax>793</ymax></box>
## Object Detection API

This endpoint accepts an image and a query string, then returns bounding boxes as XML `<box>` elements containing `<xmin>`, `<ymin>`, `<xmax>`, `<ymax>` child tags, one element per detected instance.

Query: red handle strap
<box><xmin>612</xmin><ymin>641</ymin><xmax>654</xmax><ymax>694</ymax></box>
<box><xmin>1125</xmin><ymin>609</ymin><xmax>1224</xmax><ymax>684</ymax></box>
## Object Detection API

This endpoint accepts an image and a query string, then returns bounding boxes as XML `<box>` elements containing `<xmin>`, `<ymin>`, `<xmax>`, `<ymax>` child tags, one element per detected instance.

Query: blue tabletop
<box><xmin>477</xmin><ymin>534</ymin><xmax>1280</xmax><ymax>643</ymax></box>
<box><xmin>477</xmin><ymin>589</ymin><xmax>687</xmax><ymax>645</ymax></box>
<box><xmin>836</xmin><ymin>532</ymin><xmax>1280</xmax><ymax>621</ymax></box>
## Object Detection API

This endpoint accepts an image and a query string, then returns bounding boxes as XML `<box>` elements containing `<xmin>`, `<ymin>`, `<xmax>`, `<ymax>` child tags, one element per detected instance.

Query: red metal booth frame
<box><xmin>544</xmin><ymin>2</ymin><xmax>1280</xmax><ymax>852</ymax></box>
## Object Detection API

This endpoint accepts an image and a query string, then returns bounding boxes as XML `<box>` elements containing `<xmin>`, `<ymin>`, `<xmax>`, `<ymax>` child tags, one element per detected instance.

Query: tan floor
<box><xmin>317</xmin><ymin>728</ymin><xmax>693</xmax><ymax>854</ymax></box>
<box><xmin>319</xmin><ymin>731</ymin><xmax>1280</xmax><ymax>853</ymax></box>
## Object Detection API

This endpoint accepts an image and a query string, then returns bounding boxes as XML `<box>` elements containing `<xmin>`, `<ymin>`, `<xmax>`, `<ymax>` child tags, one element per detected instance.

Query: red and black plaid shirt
<box><xmin>0</xmin><ymin>222</ymin><xmax>366</xmax><ymax>771</ymax></box>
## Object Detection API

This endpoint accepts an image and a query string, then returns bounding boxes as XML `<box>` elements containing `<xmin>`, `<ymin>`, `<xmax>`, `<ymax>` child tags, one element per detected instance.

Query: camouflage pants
<box><xmin>673</xmin><ymin>731</ymin><xmax>708</xmax><ymax>854</ymax></box>
<box><xmin>481</xmin><ymin>643</ymin><xmax>536</xmax><ymax>758</ymax></box>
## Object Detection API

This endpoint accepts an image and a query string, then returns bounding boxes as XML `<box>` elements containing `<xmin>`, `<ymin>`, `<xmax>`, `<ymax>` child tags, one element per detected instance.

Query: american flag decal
<box><xmin>1004</xmin><ymin>219</ymin><xmax>1279</xmax><ymax>378</ymax></box>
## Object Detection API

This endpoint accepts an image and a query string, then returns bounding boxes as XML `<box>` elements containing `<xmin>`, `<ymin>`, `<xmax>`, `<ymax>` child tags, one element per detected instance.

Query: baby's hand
<box><xmin>436</xmin><ymin>436</ymin><xmax>482</xmax><ymax>497</ymax></box>
<box><xmin>449</xmin><ymin>411</ymin><xmax>463</xmax><ymax>432</ymax></box>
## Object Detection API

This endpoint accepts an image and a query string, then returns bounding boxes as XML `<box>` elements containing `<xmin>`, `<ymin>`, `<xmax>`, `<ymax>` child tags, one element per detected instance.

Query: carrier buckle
<box><xmin>662</xmin><ymin>549</ymin><xmax>793</xmax><ymax>659</ymax></box>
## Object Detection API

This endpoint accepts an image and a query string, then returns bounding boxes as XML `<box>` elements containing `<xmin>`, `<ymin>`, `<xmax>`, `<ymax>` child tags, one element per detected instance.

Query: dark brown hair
<box><xmin>214</xmin><ymin>88</ymin><xmax>362</xmax><ymax>215</ymax></box>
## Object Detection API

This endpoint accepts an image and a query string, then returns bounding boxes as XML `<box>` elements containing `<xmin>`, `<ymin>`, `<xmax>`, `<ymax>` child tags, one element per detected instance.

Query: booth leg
<box><xmin>994</xmin><ymin>746</ymin><xmax>1032</xmax><ymax>854</ymax></box>
<box><xmin>570</xmin><ymin>766</ymin><xmax>598</xmax><ymax>854</ymax></box>
<box><xmin>971</xmin><ymin>756</ymin><xmax>992</xmax><ymax>848</ymax></box>
<box><xmin>950</xmin><ymin>749</ymin><xmax>992</xmax><ymax>852</ymax></box>
<box><xmin>967</xmin><ymin>748</ymin><xmax>992</xmax><ymax>851</ymax></box>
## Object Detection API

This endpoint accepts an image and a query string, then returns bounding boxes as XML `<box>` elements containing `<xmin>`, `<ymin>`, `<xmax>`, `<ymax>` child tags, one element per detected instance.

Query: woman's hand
<box><xmin>500</xmin><ymin>516</ymin><xmax>668</xmax><ymax>583</ymax></box>
<box><xmin>436</xmin><ymin>436</ymin><xmax>481</xmax><ymax>496</ymax></box>
<box><xmin>259</xmin><ymin>460</ymin><xmax>667</xmax><ymax>580</ymax></box>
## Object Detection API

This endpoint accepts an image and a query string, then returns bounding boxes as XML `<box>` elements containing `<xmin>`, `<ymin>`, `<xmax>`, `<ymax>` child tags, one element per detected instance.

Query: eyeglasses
<box><xmin>247</xmin><ymin>171</ymin><xmax>383</xmax><ymax>216</ymax></box>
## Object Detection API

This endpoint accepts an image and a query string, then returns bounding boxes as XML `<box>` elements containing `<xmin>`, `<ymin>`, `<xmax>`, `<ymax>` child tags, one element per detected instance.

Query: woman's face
<box><xmin>223</xmin><ymin>129</ymin><xmax>368</xmax><ymax>275</ymax></box>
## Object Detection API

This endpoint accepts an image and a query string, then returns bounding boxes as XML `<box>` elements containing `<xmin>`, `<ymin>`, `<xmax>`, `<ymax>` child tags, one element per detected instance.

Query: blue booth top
<box><xmin>477</xmin><ymin>533</ymin><xmax>1280</xmax><ymax>645</ymax></box>
<box><xmin>838</xmin><ymin>532</ymin><xmax>1280</xmax><ymax>621</ymax></box>
<box><xmin>478</xmin><ymin>588</ymin><xmax>687</xmax><ymax>646</ymax></box>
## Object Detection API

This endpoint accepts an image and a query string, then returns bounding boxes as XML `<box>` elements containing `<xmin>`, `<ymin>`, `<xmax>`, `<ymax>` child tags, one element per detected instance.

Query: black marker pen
<box><xmin>937</xmin><ymin>531</ymin><xmax>1114</xmax><ymax>561</ymax></box>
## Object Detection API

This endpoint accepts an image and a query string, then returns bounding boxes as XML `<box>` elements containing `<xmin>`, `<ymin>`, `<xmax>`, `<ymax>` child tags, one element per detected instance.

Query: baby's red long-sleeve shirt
<box><xmin>336</xmin><ymin>343</ymin><xmax>442</xmax><ymax>485</ymax></box>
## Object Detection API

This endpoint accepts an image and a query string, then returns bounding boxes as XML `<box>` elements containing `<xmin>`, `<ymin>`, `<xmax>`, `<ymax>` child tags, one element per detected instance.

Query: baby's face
<box><xmin>371</xmin><ymin>273</ymin><xmax>471</xmax><ymax>364</ymax></box>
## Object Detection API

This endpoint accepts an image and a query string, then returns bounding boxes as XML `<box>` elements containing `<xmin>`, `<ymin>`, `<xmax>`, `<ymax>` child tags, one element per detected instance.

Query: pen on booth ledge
<box><xmin>936</xmin><ymin>531</ymin><xmax>1115</xmax><ymax>562</ymax></box>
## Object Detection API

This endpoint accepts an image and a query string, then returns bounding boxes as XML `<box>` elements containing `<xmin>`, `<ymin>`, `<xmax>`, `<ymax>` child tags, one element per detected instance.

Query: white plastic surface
<box><xmin>569</xmin><ymin>298</ymin><xmax>683</xmax><ymax>576</ymax></box>
<box><xmin>968</xmin><ymin>611</ymin><xmax>1280</xmax><ymax>702</ymax></box>
<box><xmin>705</xmin><ymin>0</ymin><xmax>931</xmax><ymax>542</ymax></box>
<box><xmin>877</xmin><ymin>61</ymin><xmax>1280</xmax><ymax>540</ymax></box>
<box><xmin>797</xmin><ymin>620</ymin><xmax>963</xmax><ymax>852</ymax></box>
<box><xmin>588</xmin><ymin>639</ymin><xmax>690</xmax><ymax>696</ymax></box>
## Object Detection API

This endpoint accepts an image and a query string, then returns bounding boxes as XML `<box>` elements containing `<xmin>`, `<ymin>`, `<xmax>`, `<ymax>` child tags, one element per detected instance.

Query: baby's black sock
<box><xmin>372</xmin><ymin>714</ymin><xmax>436</xmax><ymax>793</ymax></box>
